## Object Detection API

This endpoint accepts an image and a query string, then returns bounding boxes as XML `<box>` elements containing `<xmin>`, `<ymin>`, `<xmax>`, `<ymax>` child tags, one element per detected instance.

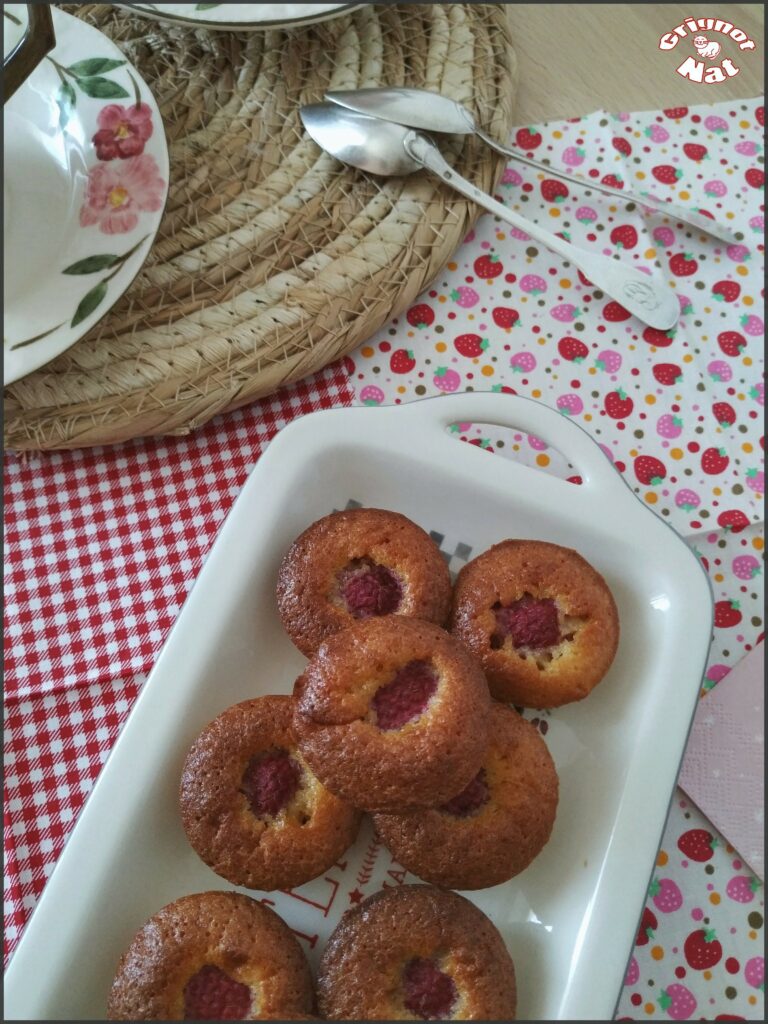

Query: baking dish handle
<box><xmin>397</xmin><ymin>392</ymin><xmax>621</xmax><ymax>491</ymax></box>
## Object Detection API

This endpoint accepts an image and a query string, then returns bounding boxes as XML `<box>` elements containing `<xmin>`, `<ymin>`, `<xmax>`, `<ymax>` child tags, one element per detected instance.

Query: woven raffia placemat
<box><xmin>4</xmin><ymin>3</ymin><xmax>516</xmax><ymax>451</ymax></box>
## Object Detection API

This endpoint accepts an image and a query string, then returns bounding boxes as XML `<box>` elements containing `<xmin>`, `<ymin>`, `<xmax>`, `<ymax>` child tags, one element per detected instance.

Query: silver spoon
<box><xmin>301</xmin><ymin>103</ymin><xmax>679</xmax><ymax>331</ymax></box>
<box><xmin>325</xmin><ymin>87</ymin><xmax>743</xmax><ymax>246</ymax></box>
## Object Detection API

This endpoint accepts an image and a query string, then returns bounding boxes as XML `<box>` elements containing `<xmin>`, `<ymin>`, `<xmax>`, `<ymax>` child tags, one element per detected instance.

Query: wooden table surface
<box><xmin>507</xmin><ymin>4</ymin><xmax>764</xmax><ymax>123</ymax></box>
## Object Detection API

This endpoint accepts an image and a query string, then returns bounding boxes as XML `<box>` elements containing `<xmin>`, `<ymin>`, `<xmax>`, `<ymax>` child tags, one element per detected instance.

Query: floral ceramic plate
<box><xmin>117</xmin><ymin>3</ymin><xmax>362</xmax><ymax>31</ymax></box>
<box><xmin>3</xmin><ymin>4</ymin><xmax>168</xmax><ymax>386</ymax></box>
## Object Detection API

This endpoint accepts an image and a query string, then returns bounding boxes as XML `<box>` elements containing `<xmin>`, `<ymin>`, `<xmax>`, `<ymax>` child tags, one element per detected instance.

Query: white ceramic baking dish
<box><xmin>4</xmin><ymin>393</ymin><xmax>713</xmax><ymax>1021</ymax></box>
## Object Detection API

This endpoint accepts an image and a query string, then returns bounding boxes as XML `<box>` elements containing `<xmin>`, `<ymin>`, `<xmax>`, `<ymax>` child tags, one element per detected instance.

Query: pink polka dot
<box><xmin>692</xmin><ymin>907</ymin><xmax>704</xmax><ymax>920</ymax></box>
<box><xmin>733</xmin><ymin>859</ymin><xmax>742</xmax><ymax>870</ymax></box>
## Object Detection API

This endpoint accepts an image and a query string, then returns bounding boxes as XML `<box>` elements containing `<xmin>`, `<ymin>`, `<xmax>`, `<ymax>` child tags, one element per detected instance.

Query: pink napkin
<box><xmin>678</xmin><ymin>643</ymin><xmax>764</xmax><ymax>879</ymax></box>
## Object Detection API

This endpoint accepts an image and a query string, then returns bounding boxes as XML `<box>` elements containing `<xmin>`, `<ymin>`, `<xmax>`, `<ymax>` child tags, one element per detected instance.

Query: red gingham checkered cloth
<box><xmin>3</xmin><ymin>361</ymin><xmax>352</xmax><ymax>966</ymax></box>
<box><xmin>3</xmin><ymin>363</ymin><xmax>352</xmax><ymax>698</ymax></box>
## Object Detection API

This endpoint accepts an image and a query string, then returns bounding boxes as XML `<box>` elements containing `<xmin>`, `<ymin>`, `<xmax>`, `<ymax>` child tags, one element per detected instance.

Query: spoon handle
<box><xmin>405</xmin><ymin>132</ymin><xmax>679</xmax><ymax>332</ymax></box>
<box><xmin>474</xmin><ymin>128</ymin><xmax>742</xmax><ymax>246</ymax></box>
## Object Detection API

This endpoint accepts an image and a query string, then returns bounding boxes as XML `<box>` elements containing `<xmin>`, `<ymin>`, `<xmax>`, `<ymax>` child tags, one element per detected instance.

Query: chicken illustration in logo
<box><xmin>693</xmin><ymin>35</ymin><xmax>722</xmax><ymax>59</ymax></box>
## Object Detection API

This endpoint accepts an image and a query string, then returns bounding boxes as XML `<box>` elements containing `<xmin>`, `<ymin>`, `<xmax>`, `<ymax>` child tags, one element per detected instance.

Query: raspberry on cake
<box><xmin>180</xmin><ymin>696</ymin><xmax>360</xmax><ymax>892</ymax></box>
<box><xmin>107</xmin><ymin>891</ymin><xmax>314</xmax><ymax>1020</ymax></box>
<box><xmin>292</xmin><ymin>616</ymin><xmax>491</xmax><ymax>813</ymax></box>
<box><xmin>317</xmin><ymin>885</ymin><xmax>517</xmax><ymax>1020</ymax></box>
<box><xmin>276</xmin><ymin>508</ymin><xmax>452</xmax><ymax>657</ymax></box>
<box><xmin>450</xmin><ymin>539</ymin><xmax>619</xmax><ymax>707</ymax></box>
<box><xmin>373</xmin><ymin>702</ymin><xmax>559</xmax><ymax>889</ymax></box>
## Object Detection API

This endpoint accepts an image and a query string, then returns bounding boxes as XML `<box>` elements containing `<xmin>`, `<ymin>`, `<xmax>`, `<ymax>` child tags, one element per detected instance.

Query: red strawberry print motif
<box><xmin>663</xmin><ymin>106</ymin><xmax>689</xmax><ymax>119</ymax></box>
<box><xmin>605</xmin><ymin>389</ymin><xmax>633</xmax><ymax>419</ymax></box>
<box><xmin>701</xmin><ymin>447</ymin><xmax>729</xmax><ymax>475</ymax></box>
<box><xmin>683</xmin><ymin>143</ymin><xmax>708</xmax><ymax>162</ymax></box>
<box><xmin>601</xmin><ymin>172</ymin><xmax>623</xmax><ymax>189</ymax></box>
<box><xmin>474</xmin><ymin>253</ymin><xmax>503</xmax><ymax>279</ymax></box>
<box><xmin>712</xmin><ymin>280</ymin><xmax>741</xmax><ymax>303</ymax></box>
<box><xmin>678</xmin><ymin>829</ymin><xmax>717</xmax><ymax>863</ymax></box>
<box><xmin>515</xmin><ymin>127</ymin><xmax>542</xmax><ymax>150</ymax></box>
<box><xmin>717</xmin><ymin>331</ymin><xmax>747</xmax><ymax>357</ymax></box>
<box><xmin>610</xmin><ymin>225</ymin><xmax>638</xmax><ymax>249</ymax></box>
<box><xmin>636</xmin><ymin>906</ymin><xmax>658</xmax><ymax>946</ymax></box>
<box><xmin>634</xmin><ymin>455</ymin><xmax>666</xmax><ymax>485</ymax></box>
<box><xmin>669</xmin><ymin>253</ymin><xmax>698</xmax><ymax>277</ymax></box>
<box><xmin>643</xmin><ymin>326</ymin><xmax>676</xmax><ymax>348</ymax></box>
<box><xmin>541</xmin><ymin>178</ymin><xmax>569</xmax><ymax>203</ymax></box>
<box><xmin>653</xmin><ymin>362</ymin><xmax>683</xmax><ymax>386</ymax></box>
<box><xmin>650</xmin><ymin>877</ymin><xmax>683</xmax><ymax>914</ymax></box>
<box><xmin>745</xmin><ymin>168</ymin><xmax>764</xmax><ymax>189</ymax></box>
<box><xmin>757</xmin><ymin>105</ymin><xmax>765</xmax><ymax>126</ymax></box>
<box><xmin>717</xmin><ymin>509</ymin><xmax>750</xmax><ymax>534</ymax></box>
<box><xmin>558</xmin><ymin>337</ymin><xmax>588</xmax><ymax>363</ymax></box>
<box><xmin>406</xmin><ymin>303</ymin><xmax>434</xmax><ymax>329</ymax></box>
<box><xmin>652</xmin><ymin>164</ymin><xmax>683</xmax><ymax>185</ymax></box>
<box><xmin>658</xmin><ymin>984</ymin><xmax>697</xmax><ymax>1020</ymax></box>
<box><xmin>454</xmin><ymin>334</ymin><xmax>488</xmax><ymax>358</ymax></box>
<box><xmin>390</xmin><ymin>349</ymin><xmax>416</xmax><ymax>374</ymax></box>
<box><xmin>712</xmin><ymin>402</ymin><xmax>736</xmax><ymax>427</ymax></box>
<box><xmin>714</xmin><ymin>600</ymin><xmax>742</xmax><ymax>628</ymax></box>
<box><xmin>603</xmin><ymin>301</ymin><xmax>631</xmax><ymax>322</ymax></box>
<box><xmin>612</xmin><ymin>136</ymin><xmax>632</xmax><ymax>156</ymax></box>
<box><xmin>492</xmin><ymin>306</ymin><xmax>519</xmax><ymax>328</ymax></box>
<box><xmin>685</xmin><ymin>928</ymin><xmax>723</xmax><ymax>971</ymax></box>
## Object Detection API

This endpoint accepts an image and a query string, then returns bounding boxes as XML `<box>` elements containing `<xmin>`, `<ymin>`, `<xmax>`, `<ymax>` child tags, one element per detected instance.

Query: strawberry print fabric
<box><xmin>3</xmin><ymin>94</ymin><xmax>764</xmax><ymax>1022</ymax></box>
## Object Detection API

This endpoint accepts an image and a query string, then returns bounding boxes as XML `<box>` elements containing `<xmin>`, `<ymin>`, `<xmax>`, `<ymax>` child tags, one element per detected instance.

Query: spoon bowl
<box><xmin>300</xmin><ymin>103</ymin><xmax>421</xmax><ymax>177</ymax></box>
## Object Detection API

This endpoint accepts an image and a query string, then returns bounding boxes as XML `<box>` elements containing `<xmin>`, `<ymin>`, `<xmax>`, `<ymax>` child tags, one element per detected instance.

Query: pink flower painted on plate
<box><xmin>80</xmin><ymin>154</ymin><xmax>165</xmax><ymax>235</ymax></box>
<box><xmin>92</xmin><ymin>103</ymin><xmax>154</xmax><ymax>161</ymax></box>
